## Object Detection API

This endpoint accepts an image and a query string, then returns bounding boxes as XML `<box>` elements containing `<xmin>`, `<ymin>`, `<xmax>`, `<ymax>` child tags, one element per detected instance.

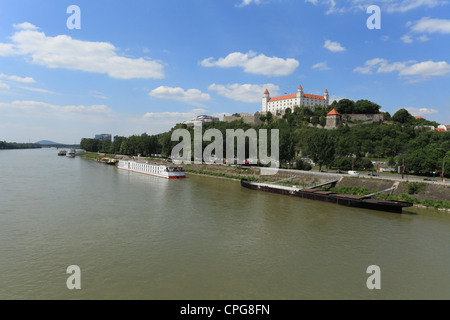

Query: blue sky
<box><xmin>0</xmin><ymin>0</ymin><xmax>449</xmax><ymax>143</ymax></box>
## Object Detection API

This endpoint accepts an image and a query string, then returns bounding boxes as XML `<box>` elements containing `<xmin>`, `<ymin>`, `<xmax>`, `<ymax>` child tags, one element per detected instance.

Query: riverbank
<box><xmin>183</xmin><ymin>163</ymin><xmax>450</xmax><ymax>211</ymax></box>
<box><xmin>79</xmin><ymin>152</ymin><xmax>450</xmax><ymax>211</ymax></box>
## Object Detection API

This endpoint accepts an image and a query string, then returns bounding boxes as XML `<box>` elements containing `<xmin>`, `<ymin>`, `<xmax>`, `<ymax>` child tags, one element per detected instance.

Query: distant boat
<box><xmin>96</xmin><ymin>157</ymin><xmax>118</xmax><ymax>165</ymax></box>
<box><xmin>58</xmin><ymin>150</ymin><xmax>67</xmax><ymax>156</ymax></box>
<box><xmin>66</xmin><ymin>149</ymin><xmax>76</xmax><ymax>158</ymax></box>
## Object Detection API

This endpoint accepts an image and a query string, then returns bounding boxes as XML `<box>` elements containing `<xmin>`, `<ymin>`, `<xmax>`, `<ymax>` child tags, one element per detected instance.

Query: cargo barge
<box><xmin>241</xmin><ymin>179</ymin><xmax>413</xmax><ymax>213</ymax></box>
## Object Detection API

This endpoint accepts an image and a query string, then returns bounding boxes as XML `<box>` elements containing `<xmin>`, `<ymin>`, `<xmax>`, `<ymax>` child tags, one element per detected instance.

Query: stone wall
<box><xmin>223</xmin><ymin>112</ymin><xmax>263</xmax><ymax>125</ymax></box>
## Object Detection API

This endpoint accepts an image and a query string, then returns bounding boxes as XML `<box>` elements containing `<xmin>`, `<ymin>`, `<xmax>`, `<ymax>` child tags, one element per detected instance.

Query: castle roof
<box><xmin>269</xmin><ymin>93</ymin><xmax>325</xmax><ymax>102</ymax></box>
<box><xmin>264</xmin><ymin>89</ymin><xmax>269</xmax><ymax>94</ymax></box>
<box><xmin>325</xmin><ymin>89</ymin><xmax>328</xmax><ymax>93</ymax></box>
<box><xmin>269</xmin><ymin>94</ymin><xmax>297</xmax><ymax>102</ymax></box>
<box><xmin>328</xmin><ymin>109</ymin><xmax>340</xmax><ymax>115</ymax></box>
<box><xmin>303</xmin><ymin>94</ymin><xmax>325</xmax><ymax>100</ymax></box>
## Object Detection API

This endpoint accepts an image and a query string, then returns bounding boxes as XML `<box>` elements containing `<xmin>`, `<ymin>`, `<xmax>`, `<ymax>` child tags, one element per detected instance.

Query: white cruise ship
<box><xmin>118</xmin><ymin>160</ymin><xmax>186</xmax><ymax>179</ymax></box>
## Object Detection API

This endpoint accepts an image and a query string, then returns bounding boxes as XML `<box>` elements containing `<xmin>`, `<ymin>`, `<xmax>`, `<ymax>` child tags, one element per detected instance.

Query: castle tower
<box><xmin>297</xmin><ymin>85</ymin><xmax>303</xmax><ymax>98</ymax></box>
<box><xmin>326</xmin><ymin>109</ymin><xmax>341</xmax><ymax>129</ymax></box>
<box><xmin>324</xmin><ymin>89</ymin><xmax>329</xmax><ymax>105</ymax></box>
<box><xmin>262</xmin><ymin>89</ymin><xmax>270</xmax><ymax>113</ymax></box>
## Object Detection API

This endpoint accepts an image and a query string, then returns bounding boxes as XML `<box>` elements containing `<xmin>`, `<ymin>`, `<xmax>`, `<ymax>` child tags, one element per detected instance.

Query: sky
<box><xmin>0</xmin><ymin>0</ymin><xmax>449</xmax><ymax>144</ymax></box>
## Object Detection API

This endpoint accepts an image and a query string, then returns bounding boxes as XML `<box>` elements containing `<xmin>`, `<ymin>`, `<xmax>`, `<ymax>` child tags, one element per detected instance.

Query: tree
<box><xmin>336</xmin><ymin>99</ymin><xmax>355</xmax><ymax>114</ymax></box>
<box><xmin>304</xmin><ymin>129</ymin><xmax>335</xmax><ymax>170</ymax></box>
<box><xmin>295</xmin><ymin>158</ymin><xmax>312</xmax><ymax>171</ymax></box>
<box><xmin>392</xmin><ymin>108</ymin><xmax>414</xmax><ymax>124</ymax></box>
<box><xmin>354</xmin><ymin>99</ymin><xmax>381</xmax><ymax>114</ymax></box>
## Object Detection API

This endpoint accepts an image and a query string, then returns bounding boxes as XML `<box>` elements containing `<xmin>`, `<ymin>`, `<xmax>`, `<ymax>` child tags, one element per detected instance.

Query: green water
<box><xmin>0</xmin><ymin>148</ymin><xmax>449</xmax><ymax>299</ymax></box>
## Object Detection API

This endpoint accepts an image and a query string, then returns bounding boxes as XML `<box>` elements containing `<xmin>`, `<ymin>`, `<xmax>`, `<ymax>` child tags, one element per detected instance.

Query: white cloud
<box><xmin>0</xmin><ymin>43</ymin><xmax>16</xmax><ymax>56</ymax></box>
<box><xmin>353</xmin><ymin>58</ymin><xmax>386</xmax><ymax>74</ymax></box>
<box><xmin>399</xmin><ymin>60</ymin><xmax>450</xmax><ymax>77</ymax></box>
<box><xmin>13</xmin><ymin>22</ymin><xmax>39</xmax><ymax>31</ymax></box>
<box><xmin>329</xmin><ymin>95</ymin><xmax>346</xmax><ymax>103</ymax></box>
<box><xmin>386</xmin><ymin>0</ymin><xmax>447</xmax><ymax>13</ymax></box>
<box><xmin>236</xmin><ymin>0</ymin><xmax>261</xmax><ymax>7</ymax></box>
<box><xmin>312</xmin><ymin>61</ymin><xmax>331</xmax><ymax>71</ymax></box>
<box><xmin>0</xmin><ymin>100</ymin><xmax>112</xmax><ymax>121</ymax></box>
<box><xmin>409</xmin><ymin>17</ymin><xmax>450</xmax><ymax>34</ymax></box>
<box><xmin>401</xmin><ymin>34</ymin><xmax>414</xmax><ymax>43</ymax></box>
<box><xmin>323</xmin><ymin>40</ymin><xmax>346</xmax><ymax>52</ymax></box>
<box><xmin>418</xmin><ymin>35</ymin><xmax>430</xmax><ymax>42</ymax></box>
<box><xmin>16</xmin><ymin>86</ymin><xmax>56</xmax><ymax>94</ymax></box>
<box><xmin>143</xmin><ymin>108</ymin><xmax>207</xmax><ymax>120</ymax></box>
<box><xmin>0</xmin><ymin>73</ymin><xmax>35</xmax><ymax>83</ymax></box>
<box><xmin>200</xmin><ymin>51</ymin><xmax>299</xmax><ymax>76</ymax></box>
<box><xmin>354</xmin><ymin>58</ymin><xmax>450</xmax><ymax>81</ymax></box>
<box><xmin>90</xmin><ymin>90</ymin><xmax>108</xmax><ymax>100</ymax></box>
<box><xmin>149</xmin><ymin>86</ymin><xmax>211</xmax><ymax>107</ymax></box>
<box><xmin>208</xmin><ymin>83</ymin><xmax>280</xmax><ymax>103</ymax></box>
<box><xmin>305</xmin><ymin>0</ymin><xmax>448</xmax><ymax>14</ymax></box>
<box><xmin>0</xmin><ymin>81</ymin><xmax>11</xmax><ymax>91</ymax></box>
<box><xmin>0</xmin><ymin>23</ymin><xmax>165</xmax><ymax>80</ymax></box>
<box><xmin>405</xmin><ymin>107</ymin><xmax>439</xmax><ymax>116</ymax></box>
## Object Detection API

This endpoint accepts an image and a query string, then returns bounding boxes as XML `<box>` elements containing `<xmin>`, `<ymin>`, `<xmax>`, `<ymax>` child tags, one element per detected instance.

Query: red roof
<box><xmin>264</xmin><ymin>89</ymin><xmax>269</xmax><ymax>94</ymax></box>
<box><xmin>269</xmin><ymin>94</ymin><xmax>297</xmax><ymax>102</ymax></box>
<box><xmin>328</xmin><ymin>109</ymin><xmax>340</xmax><ymax>115</ymax></box>
<box><xmin>415</xmin><ymin>116</ymin><xmax>424</xmax><ymax>119</ymax></box>
<box><xmin>269</xmin><ymin>93</ymin><xmax>325</xmax><ymax>102</ymax></box>
<box><xmin>303</xmin><ymin>93</ymin><xmax>325</xmax><ymax>100</ymax></box>
<box><xmin>298</xmin><ymin>85</ymin><xmax>303</xmax><ymax>90</ymax></box>
<box><xmin>325</xmin><ymin>89</ymin><xmax>328</xmax><ymax>93</ymax></box>
<box><xmin>435</xmin><ymin>128</ymin><xmax>446</xmax><ymax>132</ymax></box>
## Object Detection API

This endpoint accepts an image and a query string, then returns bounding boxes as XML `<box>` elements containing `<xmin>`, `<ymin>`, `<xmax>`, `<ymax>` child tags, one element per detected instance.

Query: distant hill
<box><xmin>35</xmin><ymin>140</ymin><xmax>80</xmax><ymax>148</ymax></box>
<box><xmin>36</xmin><ymin>140</ymin><xmax>61</xmax><ymax>145</ymax></box>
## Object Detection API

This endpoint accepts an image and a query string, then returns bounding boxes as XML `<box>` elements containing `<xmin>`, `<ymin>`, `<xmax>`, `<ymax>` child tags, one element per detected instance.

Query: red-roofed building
<box><xmin>325</xmin><ymin>109</ymin><xmax>341</xmax><ymax>129</ymax></box>
<box><xmin>262</xmin><ymin>85</ymin><xmax>329</xmax><ymax>114</ymax></box>
<box><xmin>328</xmin><ymin>109</ymin><xmax>340</xmax><ymax>115</ymax></box>
<box><xmin>435</xmin><ymin>125</ymin><xmax>449</xmax><ymax>132</ymax></box>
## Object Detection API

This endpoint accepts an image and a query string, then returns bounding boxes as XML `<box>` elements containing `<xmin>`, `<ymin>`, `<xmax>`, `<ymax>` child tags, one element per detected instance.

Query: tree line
<box><xmin>0</xmin><ymin>141</ymin><xmax>42</xmax><ymax>150</ymax></box>
<box><xmin>80</xmin><ymin>107</ymin><xmax>449</xmax><ymax>177</ymax></box>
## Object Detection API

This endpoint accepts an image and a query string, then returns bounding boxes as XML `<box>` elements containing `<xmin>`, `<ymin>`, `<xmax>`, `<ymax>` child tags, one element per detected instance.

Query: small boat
<box><xmin>240</xmin><ymin>179</ymin><xmax>413</xmax><ymax>213</ymax></box>
<box><xmin>96</xmin><ymin>157</ymin><xmax>118</xmax><ymax>165</ymax></box>
<box><xmin>66</xmin><ymin>149</ymin><xmax>76</xmax><ymax>158</ymax></box>
<box><xmin>118</xmin><ymin>160</ymin><xmax>185</xmax><ymax>179</ymax></box>
<box><xmin>58</xmin><ymin>150</ymin><xmax>67</xmax><ymax>156</ymax></box>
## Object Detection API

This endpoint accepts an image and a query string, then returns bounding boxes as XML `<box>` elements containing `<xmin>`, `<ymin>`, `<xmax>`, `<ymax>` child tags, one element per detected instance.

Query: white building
<box><xmin>262</xmin><ymin>85</ymin><xmax>329</xmax><ymax>114</ymax></box>
<box><xmin>183</xmin><ymin>115</ymin><xmax>219</xmax><ymax>126</ymax></box>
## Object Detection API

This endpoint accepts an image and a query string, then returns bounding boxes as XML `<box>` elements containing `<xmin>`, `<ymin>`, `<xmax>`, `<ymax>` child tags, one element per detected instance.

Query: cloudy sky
<box><xmin>0</xmin><ymin>0</ymin><xmax>449</xmax><ymax>143</ymax></box>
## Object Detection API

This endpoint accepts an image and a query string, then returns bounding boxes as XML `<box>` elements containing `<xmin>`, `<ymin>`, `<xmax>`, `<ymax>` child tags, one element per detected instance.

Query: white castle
<box><xmin>262</xmin><ymin>85</ymin><xmax>329</xmax><ymax>114</ymax></box>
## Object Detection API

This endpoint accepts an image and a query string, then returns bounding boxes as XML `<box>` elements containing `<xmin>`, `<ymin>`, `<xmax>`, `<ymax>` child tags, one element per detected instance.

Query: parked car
<box><xmin>348</xmin><ymin>171</ymin><xmax>360</xmax><ymax>176</ymax></box>
<box><xmin>368</xmin><ymin>172</ymin><xmax>377</xmax><ymax>176</ymax></box>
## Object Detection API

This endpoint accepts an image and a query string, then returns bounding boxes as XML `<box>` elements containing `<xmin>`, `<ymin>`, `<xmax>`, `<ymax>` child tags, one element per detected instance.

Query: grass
<box><xmin>320</xmin><ymin>185</ymin><xmax>450</xmax><ymax>209</ymax></box>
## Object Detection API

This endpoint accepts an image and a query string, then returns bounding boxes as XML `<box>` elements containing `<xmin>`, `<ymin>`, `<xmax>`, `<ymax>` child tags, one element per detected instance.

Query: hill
<box><xmin>35</xmin><ymin>140</ymin><xmax>61</xmax><ymax>145</ymax></box>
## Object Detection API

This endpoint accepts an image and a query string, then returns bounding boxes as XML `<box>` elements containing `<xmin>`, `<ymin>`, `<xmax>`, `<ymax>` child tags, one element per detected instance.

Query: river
<box><xmin>0</xmin><ymin>148</ymin><xmax>449</xmax><ymax>300</ymax></box>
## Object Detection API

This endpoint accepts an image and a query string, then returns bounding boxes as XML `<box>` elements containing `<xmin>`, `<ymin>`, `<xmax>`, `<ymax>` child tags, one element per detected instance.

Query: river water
<box><xmin>1</xmin><ymin>148</ymin><xmax>449</xmax><ymax>300</ymax></box>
